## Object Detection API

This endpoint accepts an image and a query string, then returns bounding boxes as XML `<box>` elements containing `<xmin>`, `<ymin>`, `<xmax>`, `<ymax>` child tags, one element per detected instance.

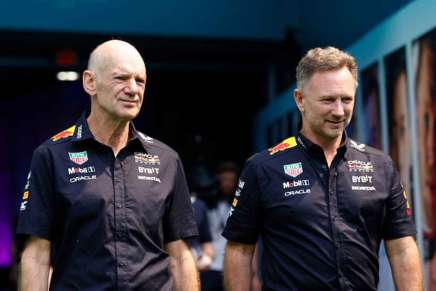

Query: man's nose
<box><xmin>331</xmin><ymin>99</ymin><xmax>345</xmax><ymax>116</ymax></box>
<box><xmin>124</xmin><ymin>79</ymin><xmax>139</xmax><ymax>95</ymax></box>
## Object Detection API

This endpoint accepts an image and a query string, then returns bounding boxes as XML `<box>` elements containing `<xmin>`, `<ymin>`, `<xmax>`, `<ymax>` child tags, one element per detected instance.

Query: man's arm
<box><xmin>223</xmin><ymin>241</ymin><xmax>255</xmax><ymax>291</ymax></box>
<box><xmin>385</xmin><ymin>236</ymin><xmax>423</xmax><ymax>291</ymax></box>
<box><xmin>165</xmin><ymin>239</ymin><xmax>199</xmax><ymax>291</ymax></box>
<box><xmin>19</xmin><ymin>236</ymin><xmax>51</xmax><ymax>291</ymax></box>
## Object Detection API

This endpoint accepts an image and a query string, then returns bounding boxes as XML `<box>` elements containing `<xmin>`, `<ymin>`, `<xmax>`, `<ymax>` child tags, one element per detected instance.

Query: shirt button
<box><xmin>116</xmin><ymin>203</ymin><xmax>122</xmax><ymax>209</ymax></box>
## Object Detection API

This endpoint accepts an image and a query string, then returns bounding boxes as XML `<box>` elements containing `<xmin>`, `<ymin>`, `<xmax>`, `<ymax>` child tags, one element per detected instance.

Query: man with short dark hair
<box><xmin>223</xmin><ymin>47</ymin><xmax>423</xmax><ymax>291</ymax></box>
<box><xmin>17</xmin><ymin>40</ymin><xmax>199</xmax><ymax>291</ymax></box>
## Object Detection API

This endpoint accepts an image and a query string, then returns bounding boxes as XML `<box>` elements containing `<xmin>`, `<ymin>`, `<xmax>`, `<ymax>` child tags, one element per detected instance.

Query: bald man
<box><xmin>16</xmin><ymin>40</ymin><xmax>199</xmax><ymax>291</ymax></box>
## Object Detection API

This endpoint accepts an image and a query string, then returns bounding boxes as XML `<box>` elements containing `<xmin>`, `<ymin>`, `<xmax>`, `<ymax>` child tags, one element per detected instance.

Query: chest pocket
<box><xmin>336</xmin><ymin>169</ymin><xmax>387</xmax><ymax>235</ymax></box>
<box><xmin>261</xmin><ymin>169</ymin><xmax>328</xmax><ymax>224</ymax></box>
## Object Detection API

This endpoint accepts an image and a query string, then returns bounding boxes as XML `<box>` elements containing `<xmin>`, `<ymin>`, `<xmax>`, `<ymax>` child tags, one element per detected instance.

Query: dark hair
<box><xmin>216</xmin><ymin>161</ymin><xmax>239</xmax><ymax>175</ymax></box>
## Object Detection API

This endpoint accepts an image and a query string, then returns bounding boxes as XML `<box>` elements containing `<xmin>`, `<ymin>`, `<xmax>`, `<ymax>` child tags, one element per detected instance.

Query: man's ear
<box><xmin>294</xmin><ymin>89</ymin><xmax>304</xmax><ymax>113</ymax></box>
<box><xmin>82</xmin><ymin>70</ymin><xmax>97</xmax><ymax>96</ymax></box>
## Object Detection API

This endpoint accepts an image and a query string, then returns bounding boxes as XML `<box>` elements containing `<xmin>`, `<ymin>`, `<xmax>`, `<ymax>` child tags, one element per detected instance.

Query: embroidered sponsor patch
<box><xmin>138</xmin><ymin>132</ymin><xmax>154</xmax><ymax>144</ymax></box>
<box><xmin>284</xmin><ymin>188</ymin><xmax>311</xmax><ymax>196</ymax></box>
<box><xmin>51</xmin><ymin>125</ymin><xmax>76</xmax><ymax>141</ymax></box>
<box><xmin>351</xmin><ymin>175</ymin><xmax>373</xmax><ymax>183</ymax></box>
<box><xmin>347</xmin><ymin>160</ymin><xmax>374</xmax><ymax>172</ymax></box>
<box><xmin>351</xmin><ymin>186</ymin><xmax>376</xmax><ymax>191</ymax></box>
<box><xmin>282</xmin><ymin>179</ymin><xmax>310</xmax><ymax>189</ymax></box>
<box><xmin>403</xmin><ymin>191</ymin><xmax>412</xmax><ymax>216</ymax></box>
<box><xmin>68</xmin><ymin>166</ymin><xmax>95</xmax><ymax>175</ymax></box>
<box><xmin>76</xmin><ymin>125</ymin><xmax>82</xmax><ymax>139</ymax></box>
<box><xmin>269</xmin><ymin>137</ymin><xmax>297</xmax><ymax>155</ymax></box>
<box><xmin>283</xmin><ymin>162</ymin><xmax>303</xmax><ymax>178</ymax></box>
<box><xmin>138</xmin><ymin>176</ymin><xmax>161</xmax><ymax>183</ymax></box>
<box><xmin>138</xmin><ymin>166</ymin><xmax>160</xmax><ymax>175</ymax></box>
<box><xmin>20</xmin><ymin>171</ymin><xmax>31</xmax><ymax>211</ymax></box>
<box><xmin>134</xmin><ymin>153</ymin><xmax>160</xmax><ymax>165</ymax></box>
<box><xmin>68</xmin><ymin>151</ymin><xmax>88</xmax><ymax>165</ymax></box>
<box><xmin>69</xmin><ymin>175</ymin><xmax>96</xmax><ymax>183</ymax></box>
<box><xmin>350</xmin><ymin>140</ymin><xmax>366</xmax><ymax>151</ymax></box>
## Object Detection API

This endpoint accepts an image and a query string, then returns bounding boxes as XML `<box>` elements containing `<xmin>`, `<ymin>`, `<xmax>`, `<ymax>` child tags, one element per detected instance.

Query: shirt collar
<box><xmin>296</xmin><ymin>131</ymin><xmax>349</xmax><ymax>160</ymax></box>
<box><xmin>71</xmin><ymin>111</ymin><xmax>148</xmax><ymax>151</ymax></box>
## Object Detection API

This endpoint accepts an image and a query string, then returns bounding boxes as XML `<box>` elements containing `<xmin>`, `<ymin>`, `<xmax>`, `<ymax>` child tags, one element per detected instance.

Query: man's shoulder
<box><xmin>347</xmin><ymin>139</ymin><xmax>391</xmax><ymax>161</ymax></box>
<box><xmin>37</xmin><ymin>125</ymin><xmax>77</xmax><ymax>151</ymax></box>
<box><xmin>136</xmin><ymin>131</ymin><xmax>180</xmax><ymax>160</ymax></box>
<box><xmin>47</xmin><ymin>125</ymin><xmax>76</xmax><ymax>145</ymax></box>
<box><xmin>257</xmin><ymin>136</ymin><xmax>300</xmax><ymax>162</ymax></box>
<box><xmin>27</xmin><ymin>125</ymin><xmax>77</xmax><ymax>163</ymax></box>
<box><xmin>242</xmin><ymin>136</ymin><xmax>300</xmax><ymax>169</ymax></box>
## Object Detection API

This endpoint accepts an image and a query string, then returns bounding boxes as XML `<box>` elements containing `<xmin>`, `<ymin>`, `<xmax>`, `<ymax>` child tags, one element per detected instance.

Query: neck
<box><xmin>87</xmin><ymin>110</ymin><xmax>130</xmax><ymax>156</ymax></box>
<box><xmin>300</xmin><ymin>128</ymin><xmax>343</xmax><ymax>167</ymax></box>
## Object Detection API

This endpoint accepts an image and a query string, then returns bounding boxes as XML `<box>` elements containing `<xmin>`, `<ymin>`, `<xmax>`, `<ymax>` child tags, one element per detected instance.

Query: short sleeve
<box><xmin>163</xmin><ymin>157</ymin><xmax>198</xmax><ymax>243</ymax></box>
<box><xmin>222</xmin><ymin>157</ymin><xmax>262</xmax><ymax>244</ymax></box>
<box><xmin>16</xmin><ymin>146</ymin><xmax>55</xmax><ymax>240</ymax></box>
<box><xmin>382</xmin><ymin>157</ymin><xmax>416</xmax><ymax>239</ymax></box>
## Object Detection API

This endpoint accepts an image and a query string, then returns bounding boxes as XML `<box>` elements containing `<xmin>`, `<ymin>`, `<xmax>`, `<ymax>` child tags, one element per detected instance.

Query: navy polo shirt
<box><xmin>222</xmin><ymin>133</ymin><xmax>416</xmax><ymax>291</ymax></box>
<box><xmin>16</xmin><ymin>112</ymin><xmax>198</xmax><ymax>291</ymax></box>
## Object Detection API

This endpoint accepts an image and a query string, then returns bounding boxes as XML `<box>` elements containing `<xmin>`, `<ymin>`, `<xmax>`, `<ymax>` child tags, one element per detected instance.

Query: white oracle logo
<box><xmin>352</xmin><ymin>175</ymin><xmax>373</xmax><ymax>183</ymax></box>
<box><xmin>238</xmin><ymin>179</ymin><xmax>245</xmax><ymax>189</ymax></box>
<box><xmin>282</xmin><ymin>179</ymin><xmax>310</xmax><ymax>189</ymax></box>
<box><xmin>69</xmin><ymin>175</ymin><xmax>97</xmax><ymax>183</ymax></box>
<box><xmin>68</xmin><ymin>166</ymin><xmax>96</xmax><ymax>175</ymax></box>
<box><xmin>284</xmin><ymin>188</ymin><xmax>311</xmax><ymax>196</ymax></box>
<box><xmin>138</xmin><ymin>166</ymin><xmax>160</xmax><ymax>175</ymax></box>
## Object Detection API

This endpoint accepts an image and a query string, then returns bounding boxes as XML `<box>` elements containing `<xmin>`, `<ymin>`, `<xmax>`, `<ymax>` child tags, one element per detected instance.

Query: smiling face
<box><xmin>83</xmin><ymin>41</ymin><xmax>147</xmax><ymax>122</ymax></box>
<box><xmin>294</xmin><ymin>66</ymin><xmax>356</xmax><ymax>145</ymax></box>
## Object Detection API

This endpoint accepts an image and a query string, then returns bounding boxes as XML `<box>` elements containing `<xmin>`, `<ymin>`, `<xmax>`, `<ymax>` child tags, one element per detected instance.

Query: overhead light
<box><xmin>57</xmin><ymin>71</ymin><xmax>79</xmax><ymax>81</ymax></box>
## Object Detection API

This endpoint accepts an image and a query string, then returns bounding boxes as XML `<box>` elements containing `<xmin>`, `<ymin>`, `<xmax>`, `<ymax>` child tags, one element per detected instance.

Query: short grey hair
<box><xmin>296</xmin><ymin>46</ymin><xmax>358</xmax><ymax>90</ymax></box>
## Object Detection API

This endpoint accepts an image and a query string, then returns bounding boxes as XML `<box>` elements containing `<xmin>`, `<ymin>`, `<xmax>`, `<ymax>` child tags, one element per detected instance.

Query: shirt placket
<box><xmin>113</xmin><ymin>156</ymin><xmax>128</xmax><ymax>288</ymax></box>
<box><xmin>328</xmin><ymin>158</ymin><xmax>352</xmax><ymax>291</ymax></box>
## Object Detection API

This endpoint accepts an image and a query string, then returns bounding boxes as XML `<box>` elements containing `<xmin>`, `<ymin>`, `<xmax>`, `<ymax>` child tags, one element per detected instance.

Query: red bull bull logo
<box><xmin>51</xmin><ymin>125</ymin><xmax>76</xmax><ymax>141</ymax></box>
<box><xmin>269</xmin><ymin>136</ymin><xmax>297</xmax><ymax>155</ymax></box>
<box><xmin>403</xmin><ymin>191</ymin><xmax>412</xmax><ymax>217</ymax></box>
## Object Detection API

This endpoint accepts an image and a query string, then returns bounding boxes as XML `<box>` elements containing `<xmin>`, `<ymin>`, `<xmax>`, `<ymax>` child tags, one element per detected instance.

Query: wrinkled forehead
<box><xmin>103</xmin><ymin>51</ymin><xmax>146</xmax><ymax>75</ymax></box>
<box><xmin>304</xmin><ymin>67</ymin><xmax>356</xmax><ymax>96</ymax></box>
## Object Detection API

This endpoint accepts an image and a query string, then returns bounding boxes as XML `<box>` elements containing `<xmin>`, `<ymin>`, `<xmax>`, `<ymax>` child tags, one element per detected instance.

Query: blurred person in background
<box><xmin>190</xmin><ymin>193</ymin><xmax>215</xmax><ymax>271</ymax></box>
<box><xmin>201</xmin><ymin>161</ymin><xmax>239</xmax><ymax>291</ymax></box>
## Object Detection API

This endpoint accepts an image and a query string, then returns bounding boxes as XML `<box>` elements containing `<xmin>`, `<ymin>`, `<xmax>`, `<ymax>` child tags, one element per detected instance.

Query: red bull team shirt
<box><xmin>16</xmin><ymin>112</ymin><xmax>198</xmax><ymax>291</ymax></box>
<box><xmin>222</xmin><ymin>133</ymin><xmax>415</xmax><ymax>291</ymax></box>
